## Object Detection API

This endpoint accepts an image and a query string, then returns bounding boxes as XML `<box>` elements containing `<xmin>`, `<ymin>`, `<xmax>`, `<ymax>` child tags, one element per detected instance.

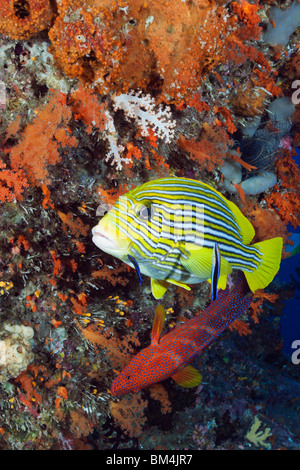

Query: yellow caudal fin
<box><xmin>244</xmin><ymin>237</ymin><xmax>283</xmax><ymax>292</ymax></box>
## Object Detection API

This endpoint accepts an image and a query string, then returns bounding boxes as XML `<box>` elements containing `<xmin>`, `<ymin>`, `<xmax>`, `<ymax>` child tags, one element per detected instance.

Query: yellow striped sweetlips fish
<box><xmin>92</xmin><ymin>177</ymin><xmax>283</xmax><ymax>299</ymax></box>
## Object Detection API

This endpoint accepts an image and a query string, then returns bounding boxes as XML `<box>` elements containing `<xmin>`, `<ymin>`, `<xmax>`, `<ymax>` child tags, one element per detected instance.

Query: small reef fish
<box><xmin>92</xmin><ymin>177</ymin><xmax>282</xmax><ymax>299</ymax></box>
<box><xmin>211</xmin><ymin>242</ymin><xmax>220</xmax><ymax>301</ymax></box>
<box><xmin>111</xmin><ymin>271</ymin><xmax>252</xmax><ymax>396</ymax></box>
<box><xmin>127</xmin><ymin>254</ymin><xmax>143</xmax><ymax>285</ymax></box>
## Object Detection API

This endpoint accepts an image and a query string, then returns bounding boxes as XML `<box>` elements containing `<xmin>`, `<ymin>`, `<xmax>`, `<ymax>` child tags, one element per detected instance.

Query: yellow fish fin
<box><xmin>219</xmin><ymin>255</ymin><xmax>232</xmax><ymax>277</ymax></box>
<box><xmin>180</xmin><ymin>245</ymin><xmax>212</xmax><ymax>278</ymax></box>
<box><xmin>180</xmin><ymin>245</ymin><xmax>232</xmax><ymax>280</ymax></box>
<box><xmin>151</xmin><ymin>305</ymin><xmax>165</xmax><ymax>345</ymax></box>
<box><xmin>227</xmin><ymin>199</ymin><xmax>255</xmax><ymax>245</ymax></box>
<box><xmin>244</xmin><ymin>237</ymin><xmax>283</xmax><ymax>292</ymax></box>
<box><xmin>172</xmin><ymin>365</ymin><xmax>202</xmax><ymax>388</ymax></box>
<box><xmin>151</xmin><ymin>278</ymin><xmax>169</xmax><ymax>299</ymax></box>
<box><xmin>217</xmin><ymin>274</ymin><xmax>228</xmax><ymax>289</ymax></box>
<box><xmin>167</xmin><ymin>279</ymin><xmax>191</xmax><ymax>290</ymax></box>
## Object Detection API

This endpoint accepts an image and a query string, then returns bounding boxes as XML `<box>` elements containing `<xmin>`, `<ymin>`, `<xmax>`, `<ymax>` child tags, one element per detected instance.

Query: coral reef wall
<box><xmin>0</xmin><ymin>0</ymin><xmax>299</xmax><ymax>450</ymax></box>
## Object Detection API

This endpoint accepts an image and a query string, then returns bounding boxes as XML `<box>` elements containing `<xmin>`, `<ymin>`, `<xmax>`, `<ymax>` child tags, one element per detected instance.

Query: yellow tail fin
<box><xmin>244</xmin><ymin>237</ymin><xmax>283</xmax><ymax>292</ymax></box>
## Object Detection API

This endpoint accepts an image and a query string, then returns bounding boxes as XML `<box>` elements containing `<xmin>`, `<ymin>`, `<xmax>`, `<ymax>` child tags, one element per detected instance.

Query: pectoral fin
<box><xmin>172</xmin><ymin>365</ymin><xmax>202</xmax><ymax>388</ymax></box>
<box><xmin>181</xmin><ymin>244</ymin><xmax>232</xmax><ymax>280</ymax></box>
<box><xmin>180</xmin><ymin>245</ymin><xmax>212</xmax><ymax>278</ymax></box>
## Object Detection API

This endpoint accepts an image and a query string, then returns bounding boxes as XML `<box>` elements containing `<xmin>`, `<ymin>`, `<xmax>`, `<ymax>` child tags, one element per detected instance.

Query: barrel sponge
<box><xmin>267</xmin><ymin>97</ymin><xmax>295</xmax><ymax>123</ymax></box>
<box><xmin>264</xmin><ymin>0</ymin><xmax>300</xmax><ymax>46</ymax></box>
<box><xmin>240</xmin><ymin>172</ymin><xmax>277</xmax><ymax>196</ymax></box>
<box><xmin>0</xmin><ymin>0</ymin><xmax>53</xmax><ymax>40</ymax></box>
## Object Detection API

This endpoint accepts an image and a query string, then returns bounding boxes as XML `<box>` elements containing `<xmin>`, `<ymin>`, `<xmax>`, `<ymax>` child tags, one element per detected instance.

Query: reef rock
<box><xmin>0</xmin><ymin>323</ymin><xmax>34</xmax><ymax>383</ymax></box>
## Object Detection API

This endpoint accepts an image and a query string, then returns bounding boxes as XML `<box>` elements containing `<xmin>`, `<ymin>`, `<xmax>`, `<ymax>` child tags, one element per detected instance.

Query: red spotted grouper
<box><xmin>111</xmin><ymin>271</ymin><xmax>252</xmax><ymax>396</ymax></box>
<box><xmin>92</xmin><ymin>177</ymin><xmax>282</xmax><ymax>299</ymax></box>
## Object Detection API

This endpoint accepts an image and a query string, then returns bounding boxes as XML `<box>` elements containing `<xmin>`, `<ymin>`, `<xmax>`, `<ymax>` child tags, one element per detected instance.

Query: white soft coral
<box><xmin>103</xmin><ymin>110</ymin><xmax>131</xmax><ymax>171</ymax></box>
<box><xmin>112</xmin><ymin>91</ymin><xmax>176</xmax><ymax>143</ymax></box>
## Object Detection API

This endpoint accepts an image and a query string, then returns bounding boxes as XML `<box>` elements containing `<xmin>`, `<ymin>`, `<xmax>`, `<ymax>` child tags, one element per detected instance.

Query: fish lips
<box><xmin>92</xmin><ymin>225</ymin><xmax>130</xmax><ymax>253</ymax></box>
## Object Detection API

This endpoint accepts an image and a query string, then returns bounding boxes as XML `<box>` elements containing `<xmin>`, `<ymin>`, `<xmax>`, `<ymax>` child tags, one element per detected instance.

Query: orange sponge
<box><xmin>0</xmin><ymin>0</ymin><xmax>53</xmax><ymax>40</ymax></box>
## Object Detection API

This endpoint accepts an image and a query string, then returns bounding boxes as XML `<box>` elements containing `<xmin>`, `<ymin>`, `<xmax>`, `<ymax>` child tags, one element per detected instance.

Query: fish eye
<box><xmin>135</xmin><ymin>203</ymin><xmax>152</xmax><ymax>221</ymax></box>
<box><xmin>139</xmin><ymin>206</ymin><xmax>151</xmax><ymax>220</ymax></box>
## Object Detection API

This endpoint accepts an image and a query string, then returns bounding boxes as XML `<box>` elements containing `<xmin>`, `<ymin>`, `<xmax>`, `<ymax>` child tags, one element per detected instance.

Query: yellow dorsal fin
<box><xmin>227</xmin><ymin>199</ymin><xmax>255</xmax><ymax>245</ymax></box>
<box><xmin>167</xmin><ymin>279</ymin><xmax>191</xmax><ymax>290</ymax></box>
<box><xmin>172</xmin><ymin>365</ymin><xmax>202</xmax><ymax>388</ymax></box>
<box><xmin>151</xmin><ymin>305</ymin><xmax>165</xmax><ymax>345</ymax></box>
<box><xmin>151</xmin><ymin>278</ymin><xmax>169</xmax><ymax>299</ymax></box>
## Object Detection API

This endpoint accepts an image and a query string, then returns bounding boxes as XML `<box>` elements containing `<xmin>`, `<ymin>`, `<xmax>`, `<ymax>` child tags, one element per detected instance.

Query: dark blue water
<box><xmin>278</xmin><ymin>148</ymin><xmax>300</xmax><ymax>357</ymax></box>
